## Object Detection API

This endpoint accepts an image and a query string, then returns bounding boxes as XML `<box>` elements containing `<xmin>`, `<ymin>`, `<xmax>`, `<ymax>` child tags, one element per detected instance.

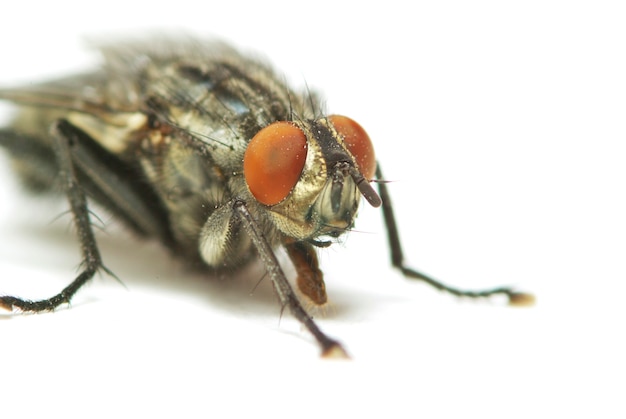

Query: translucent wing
<box><xmin>0</xmin><ymin>71</ymin><xmax>139</xmax><ymax>116</ymax></box>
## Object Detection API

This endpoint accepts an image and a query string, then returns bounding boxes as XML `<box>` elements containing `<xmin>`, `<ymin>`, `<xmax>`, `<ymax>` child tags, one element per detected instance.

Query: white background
<box><xmin>1</xmin><ymin>1</ymin><xmax>625</xmax><ymax>417</ymax></box>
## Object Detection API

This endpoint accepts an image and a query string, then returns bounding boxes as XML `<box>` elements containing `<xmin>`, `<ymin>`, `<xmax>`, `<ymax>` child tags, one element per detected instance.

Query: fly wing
<box><xmin>0</xmin><ymin>70</ymin><xmax>140</xmax><ymax>116</ymax></box>
<box><xmin>0</xmin><ymin>38</ymin><xmax>239</xmax><ymax>119</ymax></box>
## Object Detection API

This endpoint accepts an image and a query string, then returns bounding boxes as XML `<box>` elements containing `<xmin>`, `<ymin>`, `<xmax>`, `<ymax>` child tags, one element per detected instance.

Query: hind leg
<box><xmin>0</xmin><ymin>119</ymin><xmax>106</xmax><ymax>311</ymax></box>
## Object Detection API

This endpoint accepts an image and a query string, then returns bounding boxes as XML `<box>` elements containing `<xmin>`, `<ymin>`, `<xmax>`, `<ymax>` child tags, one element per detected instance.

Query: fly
<box><xmin>0</xmin><ymin>38</ymin><xmax>534</xmax><ymax>358</ymax></box>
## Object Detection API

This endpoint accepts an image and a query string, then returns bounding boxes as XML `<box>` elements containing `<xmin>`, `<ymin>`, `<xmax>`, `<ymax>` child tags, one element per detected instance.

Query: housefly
<box><xmin>0</xmin><ymin>38</ymin><xmax>533</xmax><ymax>357</ymax></box>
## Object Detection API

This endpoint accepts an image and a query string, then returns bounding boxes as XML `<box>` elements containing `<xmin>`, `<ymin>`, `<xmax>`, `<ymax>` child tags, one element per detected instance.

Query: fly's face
<box><xmin>243</xmin><ymin>115</ymin><xmax>380</xmax><ymax>242</ymax></box>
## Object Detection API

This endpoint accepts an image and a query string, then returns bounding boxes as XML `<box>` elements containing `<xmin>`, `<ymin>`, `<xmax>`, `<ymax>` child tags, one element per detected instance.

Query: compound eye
<box><xmin>328</xmin><ymin>115</ymin><xmax>376</xmax><ymax>179</ymax></box>
<box><xmin>243</xmin><ymin>121</ymin><xmax>308</xmax><ymax>206</ymax></box>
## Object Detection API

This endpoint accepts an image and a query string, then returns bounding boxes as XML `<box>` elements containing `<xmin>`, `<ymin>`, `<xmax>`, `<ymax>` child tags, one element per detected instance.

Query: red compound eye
<box><xmin>328</xmin><ymin>115</ymin><xmax>376</xmax><ymax>179</ymax></box>
<box><xmin>243</xmin><ymin>121</ymin><xmax>308</xmax><ymax>206</ymax></box>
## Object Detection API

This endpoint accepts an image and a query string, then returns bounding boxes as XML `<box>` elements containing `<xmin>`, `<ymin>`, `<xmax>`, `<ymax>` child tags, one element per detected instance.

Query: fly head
<box><xmin>242</xmin><ymin>115</ymin><xmax>380</xmax><ymax>241</ymax></box>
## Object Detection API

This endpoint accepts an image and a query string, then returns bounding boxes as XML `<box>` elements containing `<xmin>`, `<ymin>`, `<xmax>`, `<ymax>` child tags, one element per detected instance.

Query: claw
<box><xmin>508</xmin><ymin>292</ymin><xmax>536</xmax><ymax>307</ymax></box>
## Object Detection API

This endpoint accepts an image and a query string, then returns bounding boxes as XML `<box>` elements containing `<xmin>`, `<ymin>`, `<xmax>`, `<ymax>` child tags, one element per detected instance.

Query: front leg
<box><xmin>0</xmin><ymin>119</ymin><xmax>109</xmax><ymax>311</ymax></box>
<box><xmin>232</xmin><ymin>200</ymin><xmax>347</xmax><ymax>358</ymax></box>
<box><xmin>375</xmin><ymin>164</ymin><xmax>534</xmax><ymax>306</ymax></box>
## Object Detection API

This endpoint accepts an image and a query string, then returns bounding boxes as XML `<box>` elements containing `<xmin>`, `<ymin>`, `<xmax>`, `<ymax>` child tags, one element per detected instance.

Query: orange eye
<box><xmin>328</xmin><ymin>115</ymin><xmax>376</xmax><ymax>180</ymax></box>
<box><xmin>243</xmin><ymin>121</ymin><xmax>308</xmax><ymax>206</ymax></box>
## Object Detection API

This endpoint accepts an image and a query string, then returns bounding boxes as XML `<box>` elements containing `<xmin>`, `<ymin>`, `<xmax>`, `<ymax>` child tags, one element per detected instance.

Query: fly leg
<box><xmin>375</xmin><ymin>164</ymin><xmax>534</xmax><ymax>306</ymax></box>
<box><xmin>233</xmin><ymin>200</ymin><xmax>348</xmax><ymax>358</ymax></box>
<box><xmin>0</xmin><ymin>119</ymin><xmax>109</xmax><ymax>311</ymax></box>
